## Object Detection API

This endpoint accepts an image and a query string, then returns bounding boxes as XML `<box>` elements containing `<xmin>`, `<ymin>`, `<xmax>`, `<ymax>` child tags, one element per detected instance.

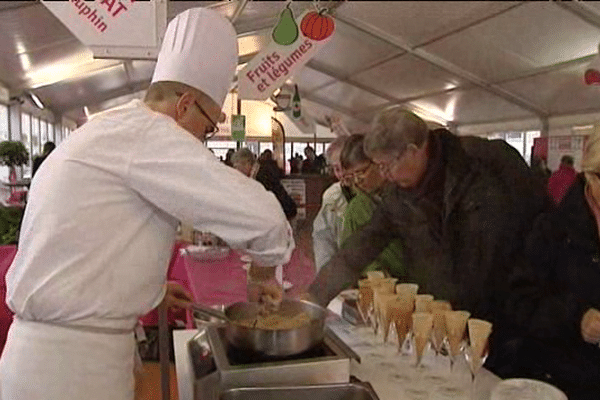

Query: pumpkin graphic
<box><xmin>300</xmin><ymin>10</ymin><xmax>335</xmax><ymax>41</ymax></box>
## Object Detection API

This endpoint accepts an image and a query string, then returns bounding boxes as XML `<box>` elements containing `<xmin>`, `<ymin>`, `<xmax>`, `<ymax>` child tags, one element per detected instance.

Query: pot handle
<box><xmin>191</xmin><ymin>303</ymin><xmax>228</xmax><ymax>322</ymax></box>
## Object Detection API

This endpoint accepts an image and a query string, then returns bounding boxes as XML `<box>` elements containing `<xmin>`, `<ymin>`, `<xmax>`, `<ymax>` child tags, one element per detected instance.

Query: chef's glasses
<box><xmin>175</xmin><ymin>92</ymin><xmax>219</xmax><ymax>139</ymax></box>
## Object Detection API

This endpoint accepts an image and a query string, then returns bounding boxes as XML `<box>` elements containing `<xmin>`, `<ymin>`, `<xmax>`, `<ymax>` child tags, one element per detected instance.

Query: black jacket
<box><xmin>255</xmin><ymin>160</ymin><xmax>297</xmax><ymax>220</ymax></box>
<box><xmin>502</xmin><ymin>174</ymin><xmax>600</xmax><ymax>399</ymax></box>
<box><xmin>309</xmin><ymin>130</ymin><xmax>546</xmax><ymax>321</ymax></box>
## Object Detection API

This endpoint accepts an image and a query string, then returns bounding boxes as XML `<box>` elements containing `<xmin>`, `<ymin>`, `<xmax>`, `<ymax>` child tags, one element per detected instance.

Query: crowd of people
<box><xmin>309</xmin><ymin>108</ymin><xmax>599</xmax><ymax>400</ymax></box>
<box><xmin>229</xmin><ymin>148</ymin><xmax>297</xmax><ymax>221</ymax></box>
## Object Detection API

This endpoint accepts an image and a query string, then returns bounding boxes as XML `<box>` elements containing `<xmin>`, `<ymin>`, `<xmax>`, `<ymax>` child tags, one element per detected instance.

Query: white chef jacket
<box><xmin>6</xmin><ymin>99</ymin><xmax>295</xmax><ymax>330</ymax></box>
<box><xmin>312</xmin><ymin>182</ymin><xmax>348</xmax><ymax>272</ymax></box>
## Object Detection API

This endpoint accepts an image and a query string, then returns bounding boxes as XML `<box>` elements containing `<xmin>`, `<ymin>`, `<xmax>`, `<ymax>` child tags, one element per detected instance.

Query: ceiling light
<box><xmin>30</xmin><ymin>92</ymin><xmax>44</xmax><ymax>109</ymax></box>
<box><xmin>84</xmin><ymin>106</ymin><xmax>90</xmax><ymax>118</ymax></box>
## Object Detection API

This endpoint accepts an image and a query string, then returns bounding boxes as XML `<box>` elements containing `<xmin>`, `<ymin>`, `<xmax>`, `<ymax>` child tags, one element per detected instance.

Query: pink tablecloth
<box><xmin>180</xmin><ymin>246</ymin><xmax>316</xmax><ymax>307</ymax></box>
<box><xmin>1</xmin><ymin>241</ymin><xmax>316</xmax><ymax>338</ymax></box>
<box><xmin>0</xmin><ymin>245</ymin><xmax>17</xmax><ymax>357</ymax></box>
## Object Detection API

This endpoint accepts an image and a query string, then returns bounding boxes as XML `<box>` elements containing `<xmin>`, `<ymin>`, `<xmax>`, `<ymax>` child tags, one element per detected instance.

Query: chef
<box><xmin>0</xmin><ymin>7</ymin><xmax>294</xmax><ymax>400</ymax></box>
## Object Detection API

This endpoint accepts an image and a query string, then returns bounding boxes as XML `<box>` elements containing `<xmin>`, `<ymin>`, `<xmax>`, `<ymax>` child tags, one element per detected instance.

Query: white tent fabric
<box><xmin>2</xmin><ymin>1</ymin><xmax>600</xmax><ymax>135</ymax></box>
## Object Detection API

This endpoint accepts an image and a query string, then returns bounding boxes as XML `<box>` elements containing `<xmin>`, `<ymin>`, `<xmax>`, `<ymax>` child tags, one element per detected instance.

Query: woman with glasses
<box><xmin>312</xmin><ymin>136</ymin><xmax>354</xmax><ymax>272</ymax></box>
<box><xmin>339</xmin><ymin>134</ymin><xmax>405</xmax><ymax>280</ymax></box>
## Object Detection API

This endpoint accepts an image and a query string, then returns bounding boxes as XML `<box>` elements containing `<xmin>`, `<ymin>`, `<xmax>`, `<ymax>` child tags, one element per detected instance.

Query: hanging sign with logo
<box><xmin>231</xmin><ymin>115</ymin><xmax>246</xmax><ymax>141</ymax></box>
<box><xmin>238</xmin><ymin>5</ymin><xmax>335</xmax><ymax>100</ymax></box>
<box><xmin>40</xmin><ymin>0</ymin><xmax>166</xmax><ymax>59</ymax></box>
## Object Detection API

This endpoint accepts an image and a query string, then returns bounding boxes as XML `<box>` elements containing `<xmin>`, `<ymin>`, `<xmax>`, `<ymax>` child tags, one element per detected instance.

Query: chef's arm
<box><xmin>308</xmin><ymin>211</ymin><xmax>395</xmax><ymax>307</ymax></box>
<box><xmin>127</xmin><ymin>129</ymin><xmax>294</xmax><ymax>267</ymax></box>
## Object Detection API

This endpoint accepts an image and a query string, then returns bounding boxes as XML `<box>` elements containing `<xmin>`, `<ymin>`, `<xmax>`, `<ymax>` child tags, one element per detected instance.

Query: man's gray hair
<box><xmin>231</xmin><ymin>148</ymin><xmax>256</xmax><ymax>165</ymax></box>
<box><xmin>364</xmin><ymin>107</ymin><xmax>429</xmax><ymax>157</ymax></box>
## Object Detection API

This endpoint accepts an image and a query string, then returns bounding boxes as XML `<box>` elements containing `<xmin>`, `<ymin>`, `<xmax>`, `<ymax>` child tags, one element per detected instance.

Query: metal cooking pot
<box><xmin>192</xmin><ymin>299</ymin><xmax>327</xmax><ymax>357</ymax></box>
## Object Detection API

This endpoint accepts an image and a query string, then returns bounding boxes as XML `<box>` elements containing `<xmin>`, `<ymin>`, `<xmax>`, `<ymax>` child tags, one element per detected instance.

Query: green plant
<box><xmin>0</xmin><ymin>206</ymin><xmax>23</xmax><ymax>244</ymax></box>
<box><xmin>0</xmin><ymin>141</ymin><xmax>29</xmax><ymax>168</ymax></box>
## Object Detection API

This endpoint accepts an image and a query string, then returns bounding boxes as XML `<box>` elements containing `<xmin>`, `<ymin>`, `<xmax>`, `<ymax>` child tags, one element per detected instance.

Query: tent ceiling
<box><xmin>2</xmin><ymin>1</ymin><xmax>600</xmax><ymax>133</ymax></box>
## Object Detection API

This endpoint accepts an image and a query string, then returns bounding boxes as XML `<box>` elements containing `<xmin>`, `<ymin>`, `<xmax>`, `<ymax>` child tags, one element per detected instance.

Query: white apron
<box><xmin>0</xmin><ymin>319</ymin><xmax>136</xmax><ymax>400</ymax></box>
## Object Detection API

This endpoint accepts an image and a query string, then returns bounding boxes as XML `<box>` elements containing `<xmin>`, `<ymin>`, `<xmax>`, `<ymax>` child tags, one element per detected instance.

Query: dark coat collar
<box><xmin>434</xmin><ymin>129</ymin><xmax>478</xmax><ymax>215</ymax></box>
<box><xmin>555</xmin><ymin>174</ymin><xmax>600</xmax><ymax>252</ymax></box>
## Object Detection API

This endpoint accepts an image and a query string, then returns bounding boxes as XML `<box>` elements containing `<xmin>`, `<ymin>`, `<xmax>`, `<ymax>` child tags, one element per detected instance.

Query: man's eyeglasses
<box><xmin>374</xmin><ymin>152</ymin><xmax>402</xmax><ymax>173</ymax></box>
<box><xmin>175</xmin><ymin>92</ymin><xmax>219</xmax><ymax>139</ymax></box>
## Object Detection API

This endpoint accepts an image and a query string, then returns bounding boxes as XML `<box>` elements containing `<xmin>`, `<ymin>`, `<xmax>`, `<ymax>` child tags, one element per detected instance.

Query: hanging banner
<box><xmin>231</xmin><ymin>115</ymin><xmax>246</xmax><ymax>141</ymax></box>
<box><xmin>40</xmin><ymin>0</ymin><xmax>166</xmax><ymax>59</ymax></box>
<box><xmin>238</xmin><ymin>6</ymin><xmax>335</xmax><ymax>100</ymax></box>
<box><xmin>547</xmin><ymin>135</ymin><xmax>588</xmax><ymax>171</ymax></box>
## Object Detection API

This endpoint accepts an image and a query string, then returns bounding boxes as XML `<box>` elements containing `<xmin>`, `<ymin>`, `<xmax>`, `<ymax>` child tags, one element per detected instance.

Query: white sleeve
<box><xmin>312</xmin><ymin>198</ymin><xmax>338</xmax><ymax>272</ymax></box>
<box><xmin>127</xmin><ymin>119</ymin><xmax>294</xmax><ymax>266</ymax></box>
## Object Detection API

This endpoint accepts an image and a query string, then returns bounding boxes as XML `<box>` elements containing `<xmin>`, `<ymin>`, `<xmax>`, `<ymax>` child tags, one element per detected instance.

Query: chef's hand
<box><xmin>162</xmin><ymin>281</ymin><xmax>193</xmax><ymax>311</ymax></box>
<box><xmin>247</xmin><ymin>264</ymin><xmax>283</xmax><ymax>315</ymax></box>
<box><xmin>581</xmin><ymin>307</ymin><xmax>600</xmax><ymax>344</ymax></box>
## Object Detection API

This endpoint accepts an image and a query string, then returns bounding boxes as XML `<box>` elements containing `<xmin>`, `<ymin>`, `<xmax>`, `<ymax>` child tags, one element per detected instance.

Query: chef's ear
<box><xmin>174</xmin><ymin>92</ymin><xmax>193</xmax><ymax>118</ymax></box>
<box><xmin>218</xmin><ymin>111</ymin><xmax>226</xmax><ymax>123</ymax></box>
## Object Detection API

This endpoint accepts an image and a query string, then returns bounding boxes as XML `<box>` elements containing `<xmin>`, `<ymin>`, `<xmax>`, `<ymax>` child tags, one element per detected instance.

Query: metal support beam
<box><xmin>299</xmin><ymin>88</ymin><xmax>371</xmax><ymax>123</ymax></box>
<box><xmin>0</xmin><ymin>1</ymin><xmax>40</xmax><ymax>14</ymax></box>
<box><xmin>122</xmin><ymin>61</ymin><xmax>134</xmax><ymax>86</ymax></box>
<box><xmin>334</xmin><ymin>14</ymin><xmax>549</xmax><ymax>118</ymax></box>
<box><xmin>61</xmin><ymin>79</ymin><xmax>151</xmax><ymax>113</ymax></box>
<box><xmin>555</xmin><ymin>1</ymin><xmax>600</xmax><ymax>31</ymax></box>
<box><xmin>541</xmin><ymin>117</ymin><xmax>549</xmax><ymax>138</ymax></box>
<box><xmin>20</xmin><ymin>61</ymin><xmax>124</xmax><ymax>92</ymax></box>
<box><xmin>230</xmin><ymin>0</ymin><xmax>249</xmax><ymax>24</ymax></box>
<box><xmin>305</xmin><ymin>60</ymin><xmax>450</xmax><ymax>125</ymax></box>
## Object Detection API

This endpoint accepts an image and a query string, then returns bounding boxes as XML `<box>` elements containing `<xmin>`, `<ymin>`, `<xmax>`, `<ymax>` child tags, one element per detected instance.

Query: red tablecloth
<box><xmin>0</xmin><ymin>245</ymin><xmax>17</xmax><ymax>357</ymax></box>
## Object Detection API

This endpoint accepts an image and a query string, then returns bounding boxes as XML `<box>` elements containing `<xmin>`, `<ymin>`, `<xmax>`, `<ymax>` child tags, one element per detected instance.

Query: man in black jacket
<box><xmin>232</xmin><ymin>148</ymin><xmax>297</xmax><ymax>221</ymax></box>
<box><xmin>31</xmin><ymin>141</ymin><xmax>56</xmax><ymax>178</ymax></box>
<box><xmin>256</xmin><ymin>150</ymin><xmax>297</xmax><ymax>220</ymax></box>
<box><xmin>306</xmin><ymin>108</ymin><xmax>547</xmax><ymax>375</ymax></box>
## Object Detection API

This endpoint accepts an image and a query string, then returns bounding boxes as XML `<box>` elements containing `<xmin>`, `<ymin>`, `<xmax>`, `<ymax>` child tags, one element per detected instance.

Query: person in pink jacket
<box><xmin>548</xmin><ymin>155</ymin><xmax>577</xmax><ymax>205</ymax></box>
